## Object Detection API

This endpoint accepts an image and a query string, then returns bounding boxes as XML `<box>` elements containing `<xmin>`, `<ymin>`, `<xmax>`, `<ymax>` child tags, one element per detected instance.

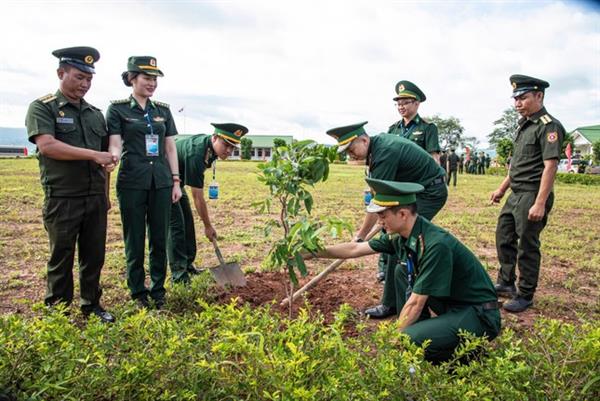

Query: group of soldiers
<box><xmin>25</xmin><ymin>46</ymin><xmax>564</xmax><ymax>363</ymax></box>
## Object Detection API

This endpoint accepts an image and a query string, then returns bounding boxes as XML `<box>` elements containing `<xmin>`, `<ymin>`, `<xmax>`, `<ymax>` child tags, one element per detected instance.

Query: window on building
<box><xmin>233</xmin><ymin>149</ymin><xmax>240</xmax><ymax>157</ymax></box>
<box><xmin>265</xmin><ymin>148</ymin><xmax>271</xmax><ymax>157</ymax></box>
<box><xmin>257</xmin><ymin>149</ymin><xmax>263</xmax><ymax>157</ymax></box>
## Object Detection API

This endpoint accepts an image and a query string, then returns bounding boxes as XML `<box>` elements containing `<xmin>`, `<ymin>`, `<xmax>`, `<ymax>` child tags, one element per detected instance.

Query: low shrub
<box><xmin>1</xmin><ymin>302</ymin><xmax>598</xmax><ymax>401</ymax></box>
<box><xmin>556</xmin><ymin>172</ymin><xmax>600</xmax><ymax>186</ymax></box>
<box><xmin>486</xmin><ymin>167</ymin><xmax>508</xmax><ymax>176</ymax></box>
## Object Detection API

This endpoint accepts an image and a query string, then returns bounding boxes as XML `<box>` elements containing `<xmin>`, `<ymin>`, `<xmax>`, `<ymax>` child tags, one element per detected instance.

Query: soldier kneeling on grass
<box><xmin>304</xmin><ymin>178</ymin><xmax>501</xmax><ymax>363</ymax></box>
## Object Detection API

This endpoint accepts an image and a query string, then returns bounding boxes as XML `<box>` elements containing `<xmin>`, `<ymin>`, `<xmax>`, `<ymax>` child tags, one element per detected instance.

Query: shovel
<box><xmin>209</xmin><ymin>237</ymin><xmax>247</xmax><ymax>287</ymax></box>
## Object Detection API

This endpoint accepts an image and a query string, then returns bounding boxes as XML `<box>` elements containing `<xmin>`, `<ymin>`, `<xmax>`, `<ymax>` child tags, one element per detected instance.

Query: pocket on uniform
<box><xmin>520</xmin><ymin>137</ymin><xmax>539</xmax><ymax>156</ymax></box>
<box><xmin>55</xmin><ymin>124</ymin><xmax>78</xmax><ymax>145</ymax></box>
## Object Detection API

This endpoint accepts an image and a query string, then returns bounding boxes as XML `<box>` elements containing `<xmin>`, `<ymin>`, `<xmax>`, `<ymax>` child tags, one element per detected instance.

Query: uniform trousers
<box><xmin>42</xmin><ymin>194</ymin><xmax>107</xmax><ymax>310</ymax></box>
<box><xmin>167</xmin><ymin>189</ymin><xmax>197</xmax><ymax>283</ymax></box>
<box><xmin>117</xmin><ymin>185</ymin><xmax>172</xmax><ymax>301</ymax></box>
<box><xmin>495</xmin><ymin>190</ymin><xmax>554</xmax><ymax>299</ymax></box>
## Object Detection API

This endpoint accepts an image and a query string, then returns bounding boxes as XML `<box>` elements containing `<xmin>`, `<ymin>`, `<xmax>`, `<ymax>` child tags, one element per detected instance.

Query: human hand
<box><xmin>489</xmin><ymin>188</ymin><xmax>505</xmax><ymax>204</ymax></box>
<box><xmin>95</xmin><ymin>151</ymin><xmax>116</xmax><ymax>166</ymax></box>
<box><xmin>204</xmin><ymin>225</ymin><xmax>217</xmax><ymax>241</ymax></box>
<box><xmin>172</xmin><ymin>184</ymin><xmax>182</xmax><ymax>203</ymax></box>
<box><xmin>528</xmin><ymin>203</ymin><xmax>545</xmax><ymax>221</ymax></box>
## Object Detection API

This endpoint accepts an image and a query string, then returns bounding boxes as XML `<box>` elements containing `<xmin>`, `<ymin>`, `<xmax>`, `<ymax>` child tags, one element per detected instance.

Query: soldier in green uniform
<box><xmin>388</xmin><ymin>80</ymin><xmax>441</xmax><ymax>163</ymax></box>
<box><xmin>107</xmin><ymin>56</ymin><xmax>181</xmax><ymax>308</ymax></box>
<box><xmin>385</xmin><ymin>81</ymin><xmax>441</xmax><ymax>283</ymax></box>
<box><xmin>168</xmin><ymin>123</ymin><xmax>248</xmax><ymax>283</ymax></box>
<box><xmin>447</xmin><ymin>148</ymin><xmax>460</xmax><ymax>187</ymax></box>
<box><xmin>25</xmin><ymin>47</ymin><xmax>115</xmax><ymax>322</ymax></box>
<box><xmin>327</xmin><ymin>122</ymin><xmax>447</xmax><ymax>318</ymax></box>
<box><xmin>491</xmin><ymin>75</ymin><xmax>565</xmax><ymax>313</ymax></box>
<box><xmin>304</xmin><ymin>178</ymin><xmax>501</xmax><ymax>363</ymax></box>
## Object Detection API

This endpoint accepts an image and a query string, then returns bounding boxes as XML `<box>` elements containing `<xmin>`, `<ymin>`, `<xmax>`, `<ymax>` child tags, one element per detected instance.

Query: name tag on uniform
<box><xmin>145</xmin><ymin>134</ymin><xmax>159</xmax><ymax>156</ymax></box>
<box><xmin>153</xmin><ymin>116</ymin><xmax>165</xmax><ymax>122</ymax></box>
<box><xmin>56</xmin><ymin>117</ymin><xmax>74</xmax><ymax>124</ymax></box>
<box><xmin>413</xmin><ymin>131</ymin><xmax>423</xmax><ymax>136</ymax></box>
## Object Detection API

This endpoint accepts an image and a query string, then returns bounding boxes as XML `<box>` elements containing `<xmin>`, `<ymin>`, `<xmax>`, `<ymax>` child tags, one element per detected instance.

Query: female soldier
<box><xmin>107</xmin><ymin>56</ymin><xmax>182</xmax><ymax>308</ymax></box>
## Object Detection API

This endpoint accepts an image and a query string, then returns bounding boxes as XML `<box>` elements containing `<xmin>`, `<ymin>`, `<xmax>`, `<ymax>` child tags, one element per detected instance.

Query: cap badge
<box><xmin>84</xmin><ymin>55</ymin><xmax>94</xmax><ymax>64</ymax></box>
<box><xmin>233</xmin><ymin>129</ymin><xmax>242</xmax><ymax>137</ymax></box>
<box><xmin>511</xmin><ymin>82</ymin><xmax>517</xmax><ymax>89</ymax></box>
<box><xmin>398</xmin><ymin>84</ymin><xmax>405</xmax><ymax>92</ymax></box>
<box><xmin>150</xmin><ymin>59</ymin><xmax>156</xmax><ymax>67</ymax></box>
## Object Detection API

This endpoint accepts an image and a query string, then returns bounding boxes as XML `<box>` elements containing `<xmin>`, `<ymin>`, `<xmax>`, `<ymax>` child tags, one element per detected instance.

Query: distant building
<box><xmin>571</xmin><ymin>124</ymin><xmax>600</xmax><ymax>156</ymax></box>
<box><xmin>231</xmin><ymin>135</ymin><xmax>294</xmax><ymax>161</ymax></box>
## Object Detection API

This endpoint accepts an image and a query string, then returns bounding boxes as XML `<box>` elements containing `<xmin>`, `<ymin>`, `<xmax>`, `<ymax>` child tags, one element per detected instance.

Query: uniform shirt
<box><xmin>369</xmin><ymin>216</ymin><xmax>497</xmax><ymax>307</ymax></box>
<box><xmin>367</xmin><ymin>134</ymin><xmax>446</xmax><ymax>194</ymax></box>
<box><xmin>25</xmin><ymin>90</ymin><xmax>108</xmax><ymax>197</ymax></box>
<box><xmin>388</xmin><ymin>114</ymin><xmax>441</xmax><ymax>154</ymax></box>
<box><xmin>509</xmin><ymin>107</ymin><xmax>565</xmax><ymax>192</ymax></box>
<box><xmin>106</xmin><ymin>96</ymin><xmax>178</xmax><ymax>190</ymax></box>
<box><xmin>447</xmin><ymin>153</ymin><xmax>459</xmax><ymax>171</ymax></box>
<box><xmin>175</xmin><ymin>134</ymin><xmax>217</xmax><ymax>189</ymax></box>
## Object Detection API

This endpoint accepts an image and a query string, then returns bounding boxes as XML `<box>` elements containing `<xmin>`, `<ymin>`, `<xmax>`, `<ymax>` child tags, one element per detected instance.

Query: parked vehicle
<box><xmin>558</xmin><ymin>158</ymin><xmax>586</xmax><ymax>173</ymax></box>
<box><xmin>0</xmin><ymin>146</ymin><xmax>28</xmax><ymax>158</ymax></box>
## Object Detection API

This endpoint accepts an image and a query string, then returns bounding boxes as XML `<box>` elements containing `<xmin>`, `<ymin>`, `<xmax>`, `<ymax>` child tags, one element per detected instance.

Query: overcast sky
<box><xmin>1</xmin><ymin>0</ymin><xmax>599</xmax><ymax>147</ymax></box>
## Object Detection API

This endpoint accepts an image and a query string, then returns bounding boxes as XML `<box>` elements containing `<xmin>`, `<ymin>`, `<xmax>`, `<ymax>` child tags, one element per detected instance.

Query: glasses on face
<box><xmin>395</xmin><ymin>100</ymin><xmax>415</xmax><ymax>107</ymax></box>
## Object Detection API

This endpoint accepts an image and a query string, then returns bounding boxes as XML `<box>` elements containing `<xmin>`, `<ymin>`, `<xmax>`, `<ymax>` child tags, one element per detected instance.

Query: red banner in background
<box><xmin>566</xmin><ymin>143</ymin><xmax>572</xmax><ymax>171</ymax></box>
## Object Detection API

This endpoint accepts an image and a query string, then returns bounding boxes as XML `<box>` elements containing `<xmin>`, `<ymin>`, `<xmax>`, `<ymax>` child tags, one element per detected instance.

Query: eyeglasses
<box><xmin>395</xmin><ymin>100</ymin><xmax>415</xmax><ymax>107</ymax></box>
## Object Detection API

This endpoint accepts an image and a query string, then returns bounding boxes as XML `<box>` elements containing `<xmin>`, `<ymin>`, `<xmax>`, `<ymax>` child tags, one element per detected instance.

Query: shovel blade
<box><xmin>210</xmin><ymin>262</ymin><xmax>247</xmax><ymax>287</ymax></box>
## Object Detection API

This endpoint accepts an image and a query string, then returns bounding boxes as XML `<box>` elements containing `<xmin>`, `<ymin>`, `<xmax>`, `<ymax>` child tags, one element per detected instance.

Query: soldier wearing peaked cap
<box><xmin>24</xmin><ymin>46</ymin><xmax>116</xmax><ymax>323</ymax></box>
<box><xmin>304</xmin><ymin>178</ymin><xmax>501</xmax><ymax>363</ymax></box>
<box><xmin>107</xmin><ymin>56</ymin><xmax>181</xmax><ymax>309</ymax></box>
<box><xmin>388</xmin><ymin>80</ymin><xmax>441</xmax><ymax>163</ymax></box>
<box><xmin>490</xmin><ymin>74</ymin><xmax>565</xmax><ymax>313</ymax></box>
<box><xmin>167</xmin><ymin>123</ymin><xmax>248</xmax><ymax>283</ymax></box>
<box><xmin>327</xmin><ymin>122</ymin><xmax>447</xmax><ymax>319</ymax></box>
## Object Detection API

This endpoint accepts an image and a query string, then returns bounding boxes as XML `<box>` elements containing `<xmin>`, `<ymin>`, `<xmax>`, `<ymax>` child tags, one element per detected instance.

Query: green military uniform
<box><xmin>388</xmin><ymin>80</ymin><xmax>440</xmax><ymax>154</ymax></box>
<box><xmin>167</xmin><ymin>123</ymin><xmax>248</xmax><ymax>282</ymax></box>
<box><xmin>366</xmin><ymin>178</ymin><xmax>501</xmax><ymax>362</ymax></box>
<box><xmin>496</xmin><ymin>75</ymin><xmax>565</xmax><ymax>302</ymax></box>
<box><xmin>447</xmin><ymin>150</ymin><xmax>459</xmax><ymax>187</ymax></box>
<box><xmin>168</xmin><ymin>134</ymin><xmax>216</xmax><ymax>282</ymax></box>
<box><xmin>25</xmin><ymin>47</ymin><xmax>109</xmax><ymax>312</ymax></box>
<box><xmin>106</xmin><ymin>56</ymin><xmax>177</xmax><ymax>303</ymax></box>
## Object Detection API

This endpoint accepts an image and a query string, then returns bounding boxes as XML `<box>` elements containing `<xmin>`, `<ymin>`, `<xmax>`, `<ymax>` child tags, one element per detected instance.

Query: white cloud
<box><xmin>1</xmin><ymin>0</ymin><xmax>598</xmax><ymax>147</ymax></box>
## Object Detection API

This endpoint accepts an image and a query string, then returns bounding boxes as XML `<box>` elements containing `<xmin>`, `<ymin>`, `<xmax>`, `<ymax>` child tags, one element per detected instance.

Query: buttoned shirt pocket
<box><xmin>518</xmin><ymin>133</ymin><xmax>540</xmax><ymax>157</ymax></box>
<box><xmin>55</xmin><ymin>123</ymin><xmax>79</xmax><ymax>146</ymax></box>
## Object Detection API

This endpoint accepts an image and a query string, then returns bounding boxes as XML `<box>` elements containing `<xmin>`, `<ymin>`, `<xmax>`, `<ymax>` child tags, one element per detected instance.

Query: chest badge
<box><xmin>547</xmin><ymin>132</ymin><xmax>558</xmax><ymax>143</ymax></box>
<box><xmin>58</xmin><ymin>110</ymin><xmax>65</xmax><ymax>117</ymax></box>
<box><xmin>413</xmin><ymin>131</ymin><xmax>423</xmax><ymax>136</ymax></box>
<box><xmin>153</xmin><ymin>116</ymin><xmax>165</xmax><ymax>122</ymax></box>
<box><xmin>56</xmin><ymin>117</ymin><xmax>74</xmax><ymax>124</ymax></box>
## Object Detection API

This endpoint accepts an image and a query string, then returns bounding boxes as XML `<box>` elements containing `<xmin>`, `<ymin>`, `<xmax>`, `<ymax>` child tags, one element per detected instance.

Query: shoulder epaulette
<box><xmin>110</xmin><ymin>98</ymin><xmax>129</xmax><ymax>105</ymax></box>
<box><xmin>154</xmin><ymin>100</ymin><xmax>170</xmax><ymax>108</ymax></box>
<box><xmin>38</xmin><ymin>94</ymin><xmax>57</xmax><ymax>104</ymax></box>
<box><xmin>539</xmin><ymin>114</ymin><xmax>552</xmax><ymax>125</ymax></box>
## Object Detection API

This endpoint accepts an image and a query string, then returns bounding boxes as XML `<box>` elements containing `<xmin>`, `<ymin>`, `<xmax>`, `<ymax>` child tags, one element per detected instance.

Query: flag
<box><xmin>178</xmin><ymin>107</ymin><xmax>185</xmax><ymax>113</ymax></box>
<box><xmin>566</xmin><ymin>143</ymin><xmax>572</xmax><ymax>171</ymax></box>
<box><xmin>465</xmin><ymin>146</ymin><xmax>470</xmax><ymax>161</ymax></box>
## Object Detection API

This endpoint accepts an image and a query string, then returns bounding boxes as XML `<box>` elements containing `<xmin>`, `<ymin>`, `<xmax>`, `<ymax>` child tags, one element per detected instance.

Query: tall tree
<box><xmin>488</xmin><ymin>107</ymin><xmax>519</xmax><ymax>145</ymax></box>
<box><xmin>241</xmin><ymin>137</ymin><xmax>253</xmax><ymax>160</ymax></box>
<box><xmin>273</xmin><ymin>138</ymin><xmax>287</xmax><ymax>148</ymax></box>
<box><xmin>496</xmin><ymin>137</ymin><xmax>514</xmax><ymax>166</ymax></box>
<box><xmin>593</xmin><ymin>140</ymin><xmax>600</xmax><ymax>164</ymax></box>
<box><xmin>425</xmin><ymin>115</ymin><xmax>473</xmax><ymax>150</ymax></box>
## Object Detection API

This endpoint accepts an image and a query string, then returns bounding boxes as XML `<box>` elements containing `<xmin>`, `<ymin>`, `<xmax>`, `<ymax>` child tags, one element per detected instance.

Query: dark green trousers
<box><xmin>42</xmin><ymin>195</ymin><xmax>107</xmax><ymax>310</ymax></box>
<box><xmin>167</xmin><ymin>190</ymin><xmax>197</xmax><ymax>283</ymax></box>
<box><xmin>447</xmin><ymin>169</ymin><xmax>457</xmax><ymax>187</ymax></box>
<box><xmin>495</xmin><ymin>191</ymin><xmax>554</xmax><ymax>299</ymax></box>
<box><xmin>404</xmin><ymin>304</ymin><xmax>501</xmax><ymax>363</ymax></box>
<box><xmin>379</xmin><ymin>184</ymin><xmax>448</xmax><ymax>308</ymax></box>
<box><xmin>117</xmin><ymin>186</ymin><xmax>172</xmax><ymax>301</ymax></box>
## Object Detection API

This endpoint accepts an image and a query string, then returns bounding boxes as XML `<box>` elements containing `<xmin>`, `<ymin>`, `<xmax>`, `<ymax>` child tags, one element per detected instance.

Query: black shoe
<box><xmin>376</xmin><ymin>271</ymin><xmax>386</xmax><ymax>283</ymax></box>
<box><xmin>153</xmin><ymin>299</ymin><xmax>166</xmax><ymax>310</ymax></box>
<box><xmin>364</xmin><ymin>304</ymin><xmax>396</xmax><ymax>319</ymax></box>
<box><xmin>83</xmin><ymin>306</ymin><xmax>116</xmax><ymax>323</ymax></box>
<box><xmin>135</xmin><ymin>297</ymin><xmax>151</xmax><ymax>309</ymax></box>
<box><xmin>494</xmin><ymin>282</ymin><xmax>516</xmax><ymax>297</ymax></box>
<box><xmin>503</xmin><ymin>296</ymin><xmax>533</xmax><ymax>313</ymax></box>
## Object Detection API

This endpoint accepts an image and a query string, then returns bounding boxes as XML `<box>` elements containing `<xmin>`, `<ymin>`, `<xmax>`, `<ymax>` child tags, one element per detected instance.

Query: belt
<box><xmin>427</xmin><ymin>177</ymin><xmax>445</xmax><ymax>188</ymax></box>
<box><xmin>481</xmin><ymin>301</ymin><xmax>502</xmax><ymax>310</ymax></box>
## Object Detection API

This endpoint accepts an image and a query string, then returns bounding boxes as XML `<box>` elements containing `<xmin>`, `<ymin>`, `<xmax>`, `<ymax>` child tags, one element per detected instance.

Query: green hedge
<box><xmin>486</xmin><ymin>167</ymin><xmax>508</xmax><ymax>176</ymax></box>
<box><xmin>1</xmin><ymin>280</ymin><xmax>598</xmax><ymax>401</ymax></box>
<box><xmin>556</xmin><ymin>172</ymin><xmax>600</xmax><ymax>186</ymax></box>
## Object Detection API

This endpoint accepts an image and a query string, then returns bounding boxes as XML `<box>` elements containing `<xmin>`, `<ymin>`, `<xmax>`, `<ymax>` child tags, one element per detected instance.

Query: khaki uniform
<box><xmin>496</xmin><ymin>107</ymin><xmax>564</xmax><ymax>299</ymax></box>
<box><xmin>106</xmin><ymin>96</ymin><xmax>177</xmax><ymax>302</ymax></box>
<box><xmin>25</xmin><ymin>90</ymin><xmax>109</xmax><ymax>310</ymax></box>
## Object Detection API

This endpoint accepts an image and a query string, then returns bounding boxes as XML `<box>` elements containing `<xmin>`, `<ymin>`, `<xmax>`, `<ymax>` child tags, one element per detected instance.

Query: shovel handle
<box><xmin>211</xmin><ymin>237</ymin><xmax>226</xmax><ymax>265</ymax></box>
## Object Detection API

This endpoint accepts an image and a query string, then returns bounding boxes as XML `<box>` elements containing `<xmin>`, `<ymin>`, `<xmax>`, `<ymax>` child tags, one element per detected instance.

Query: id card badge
<box><xmin>145</xmin><ymin>134</ymin><xmax>159</xmax><ymax>156</ymax></box>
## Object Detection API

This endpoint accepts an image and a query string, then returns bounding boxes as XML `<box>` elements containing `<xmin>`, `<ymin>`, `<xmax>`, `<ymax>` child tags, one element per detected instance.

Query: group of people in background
<box><xmin>25</xmin><ymin>46</ymin><xmax>564</xmax><ymax>363</ymax></box>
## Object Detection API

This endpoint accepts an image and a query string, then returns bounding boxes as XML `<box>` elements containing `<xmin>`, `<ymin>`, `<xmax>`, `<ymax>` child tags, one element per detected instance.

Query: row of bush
<box><xmin>484</xmin><ymin>167</ymin><xmax>600</xmax><ymax>185</ymax></box>
<box><xmin>1</xmin><ymin>277</ymin><xmax>598</xmax><ymax>401</ymax></box>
